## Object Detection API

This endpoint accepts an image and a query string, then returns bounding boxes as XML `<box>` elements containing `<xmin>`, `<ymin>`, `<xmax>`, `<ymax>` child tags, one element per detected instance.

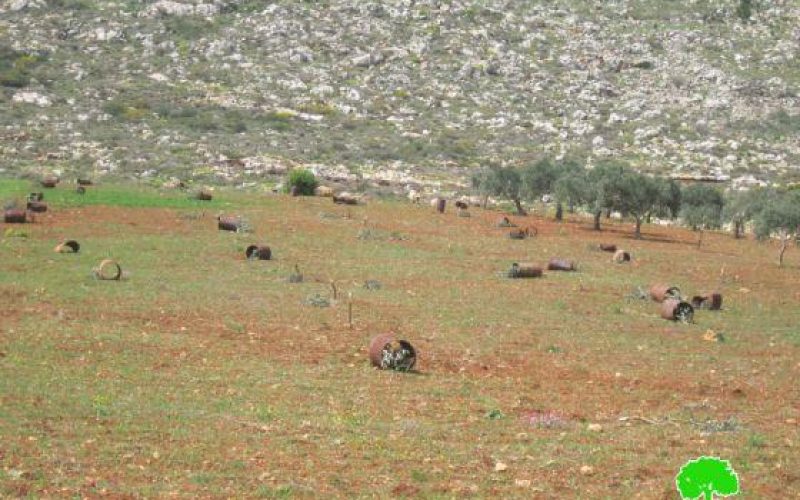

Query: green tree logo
<box><xmin>676</xmin><ymin>457</ymin><xmax>740</xmax><ymax>500</ymax></box>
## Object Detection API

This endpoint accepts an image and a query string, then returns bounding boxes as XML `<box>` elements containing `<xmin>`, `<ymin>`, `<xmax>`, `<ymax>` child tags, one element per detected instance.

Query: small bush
<box><xmin>736</xmin><ymin>0</ymin><xmax>752</xmax><ymax>22</ymax></box>
<box><xmin>286</xmin><ymin>169</ymin><xmax>318</xmax><ymax>196</ymax></box>
<box><xmin>0</xmin><ymin>45</ymin><xmax>45</xmax><ymax>88</ymax></box>
<box><xmin>103</xmin><ymin>97</ymin><xmax>151</xmax><ymax>121</ymax></box>
<box><xmin>0</xmin><ymin>69</ymin><xmax>29</xmax><ymax>88</ymax></box>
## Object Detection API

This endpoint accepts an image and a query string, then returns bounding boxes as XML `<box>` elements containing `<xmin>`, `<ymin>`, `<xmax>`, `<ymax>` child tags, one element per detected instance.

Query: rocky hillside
<box><xmin>1</xmin><ymin>0</ymin><xmax>798</xmax><ymax>190</ymax></box>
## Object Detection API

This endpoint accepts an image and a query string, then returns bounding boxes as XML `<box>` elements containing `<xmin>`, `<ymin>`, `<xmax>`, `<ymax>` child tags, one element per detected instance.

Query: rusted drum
<box><xmin>41</xmin><ymin>176</ymin><xmax>58</xmax><ymax>188</ymax></box>
<box><xmin>333</xmin><ymin>194</ymin><xmax>358</xmax><ymax>205</ymax></box>
<box><xmin>218</xmin><ymin>217</ymin><xmax>240</xmax><ymax>232</ymax></box>
<box><xmin>508</xmin><ymin>262</ymin><xmax>543</xmax><ymax>278</ymax></box>
<box><xmin>661</xmin><ymin>299</ymin><xmax>694</xmax><ymax>322</ymax></box>
<box><xmin>612</xmin><ymin>249</ymin><xmax>631</xmax><ymax>263</ymax></box>
<box><xmin>599</xmin><ymin>243</ymin><xmax>617</xmax><ymax>252</ymax></box>
<box><xmin>369</xmin><ymin>333</ymin><xmax>417</xmax><ymax>372</ymax></box>
<box><xmin>547</xmin><ymin>258</ymin><xmax>576</xmax><ymax>271</ymax></box>
<box><xmin>691</xmin><ymin>292</ymin><xmax>722</xmax><ymax>311</ymax></box>
<box><xmin>650</xmin><ymin>284</ymin><xmax>681</xmax><ymax>302</ymax></box>
<box><xmin>93</xmin><ymin>259</ymin><xmax>122</xmax><ymax>280</ymax></box>
<box><xmin>194</xmin><ymin>190</ymin><xmax>213</xmax><ymax>201</ymax></box>
<box><xmin>28</xmin><ymin>192</ymin><xmax>44</xmax><ymax>202</ymax></box>
<box><xmin>26</xmin><ymin>201</ymin><xmax>47</xmax><ymax>213</ymax></box>
<box><xmin>245</xmin><ymin>245</ymin><xmax>271</xmax><ymax>260</ymax></box>
<box><xmin>54</xmin><ymin>240</ymin><xmax>80</xmax><ymax>253</ymax></box>
<box><xmin>3</xmin><ymin>209</ymin><xmax>27</xmax><ymax>223</ymax></box>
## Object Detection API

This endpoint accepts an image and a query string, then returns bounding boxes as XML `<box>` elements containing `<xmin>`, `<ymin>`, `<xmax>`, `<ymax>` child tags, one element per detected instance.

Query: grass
<box><xmin>0</xmin><ymin>179</ymin><xmax>248</xmax><ymax>210</ymax></box>
<box><xmin>1</xmin><ymin>181</ymin><xmax>799</xmax><ymax>497</ymax></box>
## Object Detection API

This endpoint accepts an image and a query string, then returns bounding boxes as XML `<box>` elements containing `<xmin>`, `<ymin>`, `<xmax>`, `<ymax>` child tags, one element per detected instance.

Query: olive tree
<box><xmin>520</xmin><ymin>158</ymin><xmax>562</xmax><ymax>218</ymax></box>
<box><xmin>611</xmin><ymin>171</ymin><xmax>674</xmax><ymax>239</ymax></box>
<box><xmin>554</xmin><ymin>165</ymin><xmax>589</xmax><ymax>220</ymax></box>
<box><xmin>723</xmin><ymin>188</ymin><xmax>769</xmax><ymax>239</ymax></box>
<box><xmin>753</xmin><ymin>190</ymin><xmax>800</xmax><ymax>266</ymax></box>
<box><xmin>680</xmin><ymin>184</ymin><xmax>724</xmax><ymax>247</ymax></box>
<box><xmin>586</xmin><ymin>162</ymin><xmax>627</xmax><ymax>231</ymax></box>
<box><xmin>551</xmin><ymin>159</ymin><xmax>585</xmax><ymax>221</ymax></box>
<box><xmin>472</xmin><ymin>165</ymin><xmax>526</xmax><ymax>215</ymax></box>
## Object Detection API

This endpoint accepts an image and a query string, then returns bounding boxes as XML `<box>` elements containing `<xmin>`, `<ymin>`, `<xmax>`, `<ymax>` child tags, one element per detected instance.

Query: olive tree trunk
<box><xmin>513</xmin><ymin>199</ymin><xmax>527</xmax><ymax>216</ymax></box>
<box><xmin>733</xmin><ymin>221</ymin><xmax>743</xmax><ymax>239</ymax></box>
<box><xmin>779</xmin><ymin>231</ymin><xmax>789</xmax><ymax>267</ymax></box>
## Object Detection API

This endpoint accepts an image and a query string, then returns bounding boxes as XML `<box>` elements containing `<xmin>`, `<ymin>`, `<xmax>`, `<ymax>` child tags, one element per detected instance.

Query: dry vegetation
<box><xmin>1</xmin><ymin>182</ymin><xmax>799</xmax><ymax>498</ymax></box>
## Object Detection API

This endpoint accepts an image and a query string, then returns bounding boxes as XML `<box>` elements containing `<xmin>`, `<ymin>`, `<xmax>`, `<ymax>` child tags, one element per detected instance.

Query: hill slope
<box><xmin>1</xmin><ymin>0</ymin><xmax>799</xmax><ymax>188</ymax></box>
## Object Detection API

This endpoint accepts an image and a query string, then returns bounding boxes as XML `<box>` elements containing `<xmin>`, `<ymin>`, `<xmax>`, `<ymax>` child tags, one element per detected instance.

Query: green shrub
<box><xmin>0</xmin><ymin>68</ymin><xmax>30</xmax><ymax>88</ymax></box>
<box><xmin>103</xmin><ymin>97</ymin><xmax>150</xmax><ymax>121</ymax></box>
<box><xmin>736</xmin><ymin>0</ymin><xmax>752</xmax><ymax>22</ymax></box>
<box><xmin>286</xmin><ymin>169</ymin><xmax>318</xmax><ymax>196</ymax></box>
<box><xmin>0</xmin><ymin>45</ymin><xmax>45</xmax><ymax>88</ymax></box>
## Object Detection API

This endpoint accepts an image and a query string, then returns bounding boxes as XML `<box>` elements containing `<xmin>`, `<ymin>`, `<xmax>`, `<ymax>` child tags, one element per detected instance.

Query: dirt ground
<box><xmin>1</xmin><ymin>192</ymin><xmax>798</xmax><ymax>498</ymax></box>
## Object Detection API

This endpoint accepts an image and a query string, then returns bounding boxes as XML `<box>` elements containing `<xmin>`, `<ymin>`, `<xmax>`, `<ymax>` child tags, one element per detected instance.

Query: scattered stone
<box><xmin>363</xmin><ymin>279</ymin><xmax>382</xmax><ymax>290</ymax></box>
<box><xmin>304</xmin><ymin>293</ymin><xmax>331</xmax><ymax>308</ymax></box>
<box><xmin>12</xmin><ymin>91</ymin><xmax>51</xmax><ymax>107</ymax></box>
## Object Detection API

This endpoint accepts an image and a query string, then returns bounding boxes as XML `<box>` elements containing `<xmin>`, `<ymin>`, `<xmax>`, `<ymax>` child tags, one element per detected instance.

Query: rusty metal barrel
<box><xmin>245</xmin><ymin>245</ymin><xmax>271</xmax><ymax>260</ymax></box>
<box><xmin>41</xmin><ymin>176</ymin><xmax>59</xmax><ymax>188</ymax></box>
<box><xmin>691</xmin><ymin>292</ymin><xmax>722</xmax><ymax>311</ymax></box>
<box><xmin>333</xmin><ymin>194</ymin><xmax>358</xmax><ymax>205</ymax></box>
<box><xmin>3</xmin><ymin>209</ymin><xmax>27</xmax><ymax>223</ymax></box>
<box><xmin>650</xmin><ymin>284</ymin><xmax>681</xmax><ymax>302</ymax></box>
<box><xmin>368</xmin><ymin>333</ymin><xmax>417</xmax><ymax>372</ymax></box>
<box><xmin>93</xmin><ymin>259</ymin><xmax>122</xmax><ymax>280</ymax></box>
<box><xmin>218</xmin><ymin>217</ymin><xmax>240</xmax><ymax>232</ymax></box>
<box><xmin>508</xmin><ymin>262</ymin><xmax>543</xmax><ymax>278</ymax></box>
<box><xmin>612</xmin><ymin>249</ymin><xmax>631</xmax><ymax>263</ymax></box>
<box><xmin>661</xmin><ymin>299</ymin><xmax>694</xmax><ymax>322</ymax></box>
<box><xmin>194</xmin><ymin>190</ymin><xmax>213</xmax><ymax>201</ymax></box>
<box><xmin>547</xmin><ymin>258</ymin><xmax>576</xmax><ymax>271</ymax></box>
<box><xmin>54</xmin><ymin>240</ymin><xmax>80</xmax><ymax>253</ymax></box>
<box><xmin>599</xmin><ymin>243</ymin><xmax>617</xmax><ymax>252</ymax></box>
<box><xmin>26</xmin><ymin>201</ymin><xmax>47</xmax><ymax>213</ymax></box>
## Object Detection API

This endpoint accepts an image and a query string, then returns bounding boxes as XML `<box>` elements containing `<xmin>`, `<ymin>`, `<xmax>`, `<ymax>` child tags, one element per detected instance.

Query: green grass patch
<box><xmin>0</xmin><ymin>179</ymin><xmax>237</xmax><ymax>209</ymax></box>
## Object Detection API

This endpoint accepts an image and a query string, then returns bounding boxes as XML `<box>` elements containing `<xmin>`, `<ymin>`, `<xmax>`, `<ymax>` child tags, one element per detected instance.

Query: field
<box><xmin>1</xmin><ymin>180</ymin><xmax>799</xmax><ymax>498</ymax></box>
